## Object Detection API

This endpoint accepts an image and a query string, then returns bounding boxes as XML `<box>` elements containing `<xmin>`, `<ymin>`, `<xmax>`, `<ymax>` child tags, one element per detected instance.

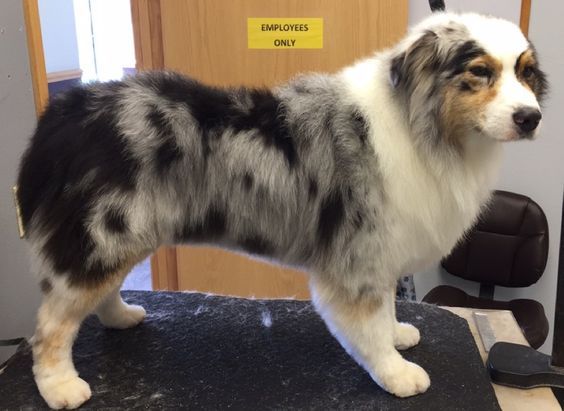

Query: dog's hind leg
<box><xmin>33</xmin><ymin>280</ymin><xmax>110</xmax><ymax>409</ymax></box>
<box><xmin>310</xmin><ymin>277</ymin><xmax>430</xmax><ymax>398</ymax></box>
<box><xmin>95</xmin><ymin>259</ymin><xmax>149</xmax><ymax>329</ymax></box>
<box><xmin>96</xmin><ymin>286</ymin><xmax>146</xmax><ymax>329</ymax></box>
<box><xmin>32</xmin><ymin>255</ymin><xmax>147</xmax><ymax>409</ymax></box>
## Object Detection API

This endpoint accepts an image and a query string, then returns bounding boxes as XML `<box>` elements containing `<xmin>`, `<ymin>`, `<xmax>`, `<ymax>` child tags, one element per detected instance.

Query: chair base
<box><xmin>422</xmin><ymin>285</ymin><xmax>549</xmax><ymax>349</ymax></box>
<box><xmin>487</xmin><ymin>342</ymin><xmax>564</xmax><ymax>389</ymax></box>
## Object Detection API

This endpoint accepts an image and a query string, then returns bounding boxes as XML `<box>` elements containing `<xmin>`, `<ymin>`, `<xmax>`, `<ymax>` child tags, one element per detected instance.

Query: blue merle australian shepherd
<box><xmin>17</xmin><ymin>13</ymin><xmax>547</xmax><ymax>409</ymax></box>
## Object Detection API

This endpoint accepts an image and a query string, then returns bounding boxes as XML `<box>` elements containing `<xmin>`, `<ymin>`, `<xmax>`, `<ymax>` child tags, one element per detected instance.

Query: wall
<box><xmin>37</xmin><ymin>0</ymin><xmax>79</xmax><ymax>73</ymax></box>
<box><xmin>409</xmin><ymin>0</ymin><xmax>520</xmax><ymax>26</ymax></box>
<box><xmin>410</xmin><ymin>1</ymin><xmax>564</xmax><ymax>354</ymax></box>
<box><xmin>74</xmin><ymin>0</ymin><xmax>137</xmax><ymax>82</ymax></box>
<box><xmin>0</xmin><ymin>1</ymin><xmax>41</xmax><ymax>363</ymax></box>
<box><xmin>88</xmin><ymin>0</ymin><xmax>136</xmax><ymax>81</ymax></box>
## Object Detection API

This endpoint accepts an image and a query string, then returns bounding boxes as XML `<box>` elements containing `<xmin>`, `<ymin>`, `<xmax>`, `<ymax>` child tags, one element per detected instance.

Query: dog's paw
<box><xmin>37</xmin><ymin>375</ymin><xmax>91</xmax><ymax>409</ymax></box>
<box><xmin>99</xmin><ymin>303</ymin><xmax>146</xmax><ymax>329</ymax></box>
<box><xmin>394</xmin><ymin>322</ymin><xmax>420</xmax><ymax>350</ymax></box>
<box><xmin>372</xmin><ymin>357</ymin><xmax>430</xmax><ymax>397</ymax></box>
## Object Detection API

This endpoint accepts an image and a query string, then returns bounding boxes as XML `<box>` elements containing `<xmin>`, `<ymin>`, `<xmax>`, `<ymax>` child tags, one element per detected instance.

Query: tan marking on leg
<box><xmin>310</xmin><ymin>277</ymin><xmax>383</xmax><ymax>317</ymax></box>
<box><xmin>310</xmin><ymin>277</ymin><xmax>430</xmax><ymax>397</ymax></box>
<box><xmin>33</xmin><ymin>251</ymin><xmax>151</xmax><ymax>409</ymax></box>
<box><xmin>96</xmin><ymin>254</ymin><xmax>151</xmax><ymax>329</ymax></box>
<box><xmin>34</xmin><ymin>251</ymin><xmax>151</xmax><ymax>367</ymax></box>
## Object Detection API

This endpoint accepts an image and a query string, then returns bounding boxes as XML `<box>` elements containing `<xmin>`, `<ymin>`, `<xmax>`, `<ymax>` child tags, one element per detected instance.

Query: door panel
<box><xmin>133</xmin><ymin>0</ymin><xmax>408</xmax><ymax>298</ymax></box>
<box><xmin>177</xmin><ymin>248</ymin><xmax>310</xmax><ymax>299</ymax></box>
<box><xmin>159</xmin><ymin>0</ymin><xmax>407</xmax><ymax>86</ymax></box>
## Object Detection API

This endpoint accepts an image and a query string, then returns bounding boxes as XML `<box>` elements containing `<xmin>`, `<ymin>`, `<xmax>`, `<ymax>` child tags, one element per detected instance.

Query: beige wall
<box><xmin>0</xmin><ymin>1</ymin><xmax>41</xmax><ymax>362</ymax></box>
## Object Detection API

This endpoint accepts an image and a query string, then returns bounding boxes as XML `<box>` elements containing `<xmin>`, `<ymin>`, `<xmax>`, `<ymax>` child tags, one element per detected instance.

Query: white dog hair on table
<box><xmin>16</xmin><ymin>12</ymin><xmax>546</xmax><ymax>409</ymax></box>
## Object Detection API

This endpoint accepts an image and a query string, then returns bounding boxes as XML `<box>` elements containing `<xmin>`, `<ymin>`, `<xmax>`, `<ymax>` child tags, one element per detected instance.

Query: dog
<box><xmin>17</xmin><ymin>12</ymin><xmax>547</xmax><ymax>409</ymax></box>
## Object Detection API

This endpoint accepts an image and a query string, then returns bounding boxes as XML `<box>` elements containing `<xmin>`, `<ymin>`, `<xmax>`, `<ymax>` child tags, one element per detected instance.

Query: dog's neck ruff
<box><xmin>339</xmin><ymin>54</ymin><xmax>503</xmax><ymax>264</ymax></box>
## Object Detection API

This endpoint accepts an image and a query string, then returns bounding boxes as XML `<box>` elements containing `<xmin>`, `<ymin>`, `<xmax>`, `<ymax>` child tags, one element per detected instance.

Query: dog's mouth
<box><xmin>517</xmin><ymin>131</ymin><xmax>539</xmax><ymax>141</ymax></box>
<box><xmin>500</xmin><ymin>126</ymin><xmax>540</xmax><ymax>142</ymax></box>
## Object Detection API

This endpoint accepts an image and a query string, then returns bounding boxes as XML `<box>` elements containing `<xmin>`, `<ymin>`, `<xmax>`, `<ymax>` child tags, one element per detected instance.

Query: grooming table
<box><xmin>0</xmin><ymin>291</ymin><xmax>500</xmax><ymax>410</ymax></box>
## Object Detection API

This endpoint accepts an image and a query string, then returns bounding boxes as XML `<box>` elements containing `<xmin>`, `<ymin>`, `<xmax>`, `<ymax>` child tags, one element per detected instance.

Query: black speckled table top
<box><xmin>0</xmin><ymin>291</ymin><xmax>500</xmax><ymax>410</ymax></box>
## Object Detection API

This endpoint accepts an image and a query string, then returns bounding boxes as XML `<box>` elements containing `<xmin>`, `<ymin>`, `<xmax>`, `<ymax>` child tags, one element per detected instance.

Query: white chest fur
<box><xmin>341</xmin><ymin>57</ymin><xmax>503</xmax><ymax>274</ymax></box>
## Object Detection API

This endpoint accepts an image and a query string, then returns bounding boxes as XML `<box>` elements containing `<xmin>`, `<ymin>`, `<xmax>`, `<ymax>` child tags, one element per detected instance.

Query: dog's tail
<box><xmin>17</xmin><ymin>100</ymin><xmax>74</xmax><ymax>236</ymax></box>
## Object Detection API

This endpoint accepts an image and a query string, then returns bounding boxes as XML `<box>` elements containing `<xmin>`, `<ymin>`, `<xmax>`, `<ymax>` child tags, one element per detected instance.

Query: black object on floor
<box><xmin>487</xmin><ymin>342</ymin><xmax>564</xmax><ymax>388</ymax></box>
<box><xmin>0</xmin><ymin>291</ymin><xmax>500</xmax><ymax>410</ymax></box>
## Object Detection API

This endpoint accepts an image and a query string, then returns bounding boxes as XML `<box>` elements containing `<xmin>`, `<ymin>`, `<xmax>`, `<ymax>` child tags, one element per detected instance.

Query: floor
<box><xmin>121</xmin><ymin>257</ymin><xmax>152</xmax><ymax>290</ymax></box>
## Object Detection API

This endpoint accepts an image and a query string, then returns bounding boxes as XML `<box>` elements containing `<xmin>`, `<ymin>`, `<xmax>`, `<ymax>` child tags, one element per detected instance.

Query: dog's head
<box><xmin>390</xmin><ymin>13</ymin><xmax>548</xmax><ymax>146</ymax></box>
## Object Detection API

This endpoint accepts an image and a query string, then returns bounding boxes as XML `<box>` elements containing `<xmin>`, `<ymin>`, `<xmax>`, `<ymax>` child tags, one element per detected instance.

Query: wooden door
<box><xmin>131</xmin><ymin>0</ymin><xmax>408</xmax><ymax>298</ymax></box>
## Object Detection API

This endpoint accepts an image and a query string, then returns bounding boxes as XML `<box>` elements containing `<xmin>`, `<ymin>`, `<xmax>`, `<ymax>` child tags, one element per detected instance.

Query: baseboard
<box><xmin>46</xmin><ymin>68</ymin><xmax>83</xmax><ymax>83</ymax></box>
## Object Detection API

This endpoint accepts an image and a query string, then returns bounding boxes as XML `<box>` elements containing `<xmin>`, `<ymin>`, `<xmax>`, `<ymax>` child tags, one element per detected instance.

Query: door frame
<box><xmin>520</xmin><ymin>0</ymin><xmax>531</xmax><ymax>36</ymax></box>
<box><xmin>130</xmin><ymin>0</ymin><xmax>177</xmax><ymax>290</ymax></box>
<box><xmin>22</xmin><ymin>0</ymin><xmax>48</xmax><ymax>114</ymax></box>
<box><xmin>130</xmin><ymin>0</ymin><xmax>164</xmax><ymax>71</ymax></box>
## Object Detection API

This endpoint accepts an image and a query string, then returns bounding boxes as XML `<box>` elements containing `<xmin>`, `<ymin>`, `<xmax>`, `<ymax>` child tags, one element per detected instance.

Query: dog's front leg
<box><xmin>391</xmin><ymin>289</ymin><xmax>421</xmax><ymax>350</ymax></box>
<box><xmin>311</xmin><ymin>278</ymin><xmax>430</xmax><ymax>397</ymax></box>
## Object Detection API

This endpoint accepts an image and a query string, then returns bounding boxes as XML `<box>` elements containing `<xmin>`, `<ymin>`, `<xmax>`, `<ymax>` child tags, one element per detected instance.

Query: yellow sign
<box><xmin>248</xmin><ymin>18</ymin><xmax>323</xmax><ymax>49</ymax></box>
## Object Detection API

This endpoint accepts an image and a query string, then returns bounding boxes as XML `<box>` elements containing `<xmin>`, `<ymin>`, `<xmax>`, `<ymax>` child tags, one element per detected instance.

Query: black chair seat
<box><xmin>423</xmin><ymin>285</ymin><xmax>549</xmax><ymax>349</ymax></box>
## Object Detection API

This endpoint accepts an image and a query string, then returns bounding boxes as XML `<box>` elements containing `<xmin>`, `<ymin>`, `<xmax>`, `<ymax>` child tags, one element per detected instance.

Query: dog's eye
<box><xmin>523</xmin><ymin>66</ymin><xmax>535</xmax><ymax>78</ymax></box>
<box><xmin>469</xmin><ymin>66</ymin><xmax>491</xmax><ymax>78</ymax></box>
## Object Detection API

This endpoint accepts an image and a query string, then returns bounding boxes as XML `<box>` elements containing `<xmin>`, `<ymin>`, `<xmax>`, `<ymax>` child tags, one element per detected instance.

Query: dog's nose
<box><xmin>513</xmin><ymin>107</ymin><xmax>542</xmax><ymax>133</ymax></box>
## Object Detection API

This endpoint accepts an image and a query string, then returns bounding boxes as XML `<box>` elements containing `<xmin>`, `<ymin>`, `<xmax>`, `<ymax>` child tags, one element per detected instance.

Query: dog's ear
<box><xmin>390</xmin><ymin>53</ymin><xmax>406</xmax><ymax>88</ymax></box>
<box><xmin>390</xmin><ymin>30</ymin><xmax>440</xmax><ymax>90</ymax></box>
<box><xmin>390</xmin><ymin>30</ymin><xmax>444</xmax><ymax>147</ymax></box>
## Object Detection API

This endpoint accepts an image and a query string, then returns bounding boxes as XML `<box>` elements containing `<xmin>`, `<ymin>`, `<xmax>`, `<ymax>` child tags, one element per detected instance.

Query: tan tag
<box><xmin>12</xmin><ymin>185</ymin><xmax>25</xmax><ymax>239</ymax></box>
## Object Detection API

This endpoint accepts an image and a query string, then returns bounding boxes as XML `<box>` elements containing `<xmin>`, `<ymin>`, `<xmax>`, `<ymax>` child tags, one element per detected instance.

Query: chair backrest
<box><xmin>442</xmin><ymin>190</ymin><xmax>549</xmax><ymax>287</ymax></box>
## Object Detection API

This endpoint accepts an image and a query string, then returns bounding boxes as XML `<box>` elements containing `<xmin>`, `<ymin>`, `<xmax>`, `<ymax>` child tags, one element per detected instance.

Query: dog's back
<box><xmin>18</xmin><ymin>72</ymin><xmax>380</xmax><ymax>288</ymax></box>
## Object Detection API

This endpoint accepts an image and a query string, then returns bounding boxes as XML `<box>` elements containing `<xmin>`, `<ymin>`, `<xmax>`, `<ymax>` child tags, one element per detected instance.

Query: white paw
<box><xmin>394</xmin><ymin>322</ymin><xmax>420</xmax><ymax>350</ymax></box>
<box><xmin>373</xmin><ymin>357</ymin><xmax>430</xmax><ymax>397</ymax></box>
<box><xmin>99</xmin><ymin>304</ymin><xmax>146</xmax><ymax>329</ymax></box>
<box><xmin>37</xmin><ymin>375</ymin><xmax>91</xmax><ymax>409</ymax></box>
